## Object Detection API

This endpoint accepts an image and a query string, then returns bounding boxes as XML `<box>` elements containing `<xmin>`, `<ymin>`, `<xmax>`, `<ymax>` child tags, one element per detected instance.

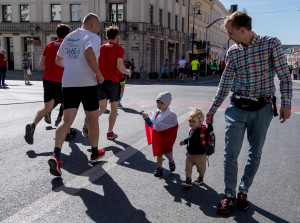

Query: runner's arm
<box><xmin>117</xmin><ymin>58</ymin><xmax>131</xmax><ymax>77</ymax></box>
<box><xmin>84</xmin><ymin>47</ymin><xmax>104</xmax><ymax>84</ymax></box>
<box><xmin>55</xmin><ymin>56</ymin><xmax>64</xmax><ymax>68</ymax></box>
<box><xmin>39</xmin><ymin>55</ymin><xmax>46</xmax><ymax>68</ymax></box>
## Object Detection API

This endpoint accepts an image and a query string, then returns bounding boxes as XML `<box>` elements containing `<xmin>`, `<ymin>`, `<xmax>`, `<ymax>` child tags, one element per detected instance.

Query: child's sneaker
<box><xmin>181</xmin><ymin>178</ymin><xmax>192</xmax><ymax>187</ymax></box>
<box><xmin>107</xmin><ymin>132</ymin><xmax>118</xmax><ymax>140</ymax></box>
<box><xmin>48</xmin><ymin>156</ymin><xmax>62</xmax><ymax>177</ymax></box>
<box><xmin>236</xmin><ymin>191</ymin><xmax>249</xmax><ymax>211</ymax></box>
<box><xmin>154</xmin><ymin>167</ymin><xmax>163</xmax><ymax>177</ymax></box>
<box><xmin>24</xmin><ymin>123</ymin><xmax>35</xmax><ymax>145</ymax></box>
<box><xmin>44</xmin><ymin>112</ymin><xmax>51</xmax><ymax>124</ymax></box>
<box><xmin>193</xmin><ymin>176</ymin><xmax>203</xmax><ymax>185</ymax></box>
<box><xmin>90</xmin><ymin>148</ymin><xmax>105</xmax><ymax>163</ymax></box>
<box><xmin>216</xmin><ymin>194</ymin><xmax>236</xmax><ymax>214</ymax></box>
<box><xmin>169</xmin><ymin>161</ymin><xmax>176</xmax><ymax>172</ymax></box>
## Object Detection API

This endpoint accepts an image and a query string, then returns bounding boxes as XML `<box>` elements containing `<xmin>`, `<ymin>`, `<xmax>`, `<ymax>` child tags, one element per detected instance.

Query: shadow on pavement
<box><xmin>51</xmin><ymin>174</ymin><xmax>150</xmax><ymax>223</ymax></box>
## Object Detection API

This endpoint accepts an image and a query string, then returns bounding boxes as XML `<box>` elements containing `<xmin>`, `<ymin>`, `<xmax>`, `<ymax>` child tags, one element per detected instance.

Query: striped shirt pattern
<box><xmin>209</xmin><ymin>33</ymin><xmax>293</xmax><ymax>114</ymax></box>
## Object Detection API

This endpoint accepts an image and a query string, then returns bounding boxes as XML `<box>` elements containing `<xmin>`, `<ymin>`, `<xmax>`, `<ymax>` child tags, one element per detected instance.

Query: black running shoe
<box><xmin>48</xmin><ymin>156</ymin><xmax>62</xmax><ymax>177</ymax></box>
<box><xmin>169</xmin><ymin>161</ymin><xmax>176</xmax><ymax>172</ymax></box>
<box><xmin>24</xmin><ymin>123</ymin><xmax>35</xmax><ymax>145</ymax></box>
<box><xmin>154</xmin><ymin>167</ymin><xmax>163</xmax><ymax>177</ymax></box>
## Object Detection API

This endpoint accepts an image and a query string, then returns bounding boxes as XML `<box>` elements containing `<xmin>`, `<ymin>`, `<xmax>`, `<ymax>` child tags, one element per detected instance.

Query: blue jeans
<box><xmin>224</xmin><ymin>102</ymin><xmax>273</xmax><ymax>196</ymax></box>
<box><xmin>0</xmin><ymin>66</ymin><xmax>7</xmax><ymax>85</ymax></box>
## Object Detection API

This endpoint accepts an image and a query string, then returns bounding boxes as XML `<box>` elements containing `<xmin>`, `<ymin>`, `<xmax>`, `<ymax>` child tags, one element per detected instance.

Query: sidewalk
<box><xmin>6</xmin><ymin>70</ymin><xmax>44</xmax><ymax>81</ymax></box>
<box><xmin>5</xmin><ymin>70</ymin><xmax>217</xmax><ymax>85</ymax></box>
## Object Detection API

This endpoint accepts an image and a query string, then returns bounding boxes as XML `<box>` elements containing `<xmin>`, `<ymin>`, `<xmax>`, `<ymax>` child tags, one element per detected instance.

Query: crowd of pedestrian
<box><xmin>20</xmin><ymin>11</ymin><xmax>294</xmax><ymax>216</ymax></box>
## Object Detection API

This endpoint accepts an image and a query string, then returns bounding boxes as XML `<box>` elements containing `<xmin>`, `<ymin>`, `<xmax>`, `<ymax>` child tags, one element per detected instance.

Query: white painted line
<box><xmin>2</xmin><ymin>110</ymin><xmax>193</xmax><ymax>223</ymax></box>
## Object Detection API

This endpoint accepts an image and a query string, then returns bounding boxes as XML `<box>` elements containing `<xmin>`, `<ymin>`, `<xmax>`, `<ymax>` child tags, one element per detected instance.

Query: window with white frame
<box><xmin>149</xmin><ymin>5</ymin><xmax>153</xmax><ymax>24</ymax></box>
<box><xmin>20</xmin><ymin>5</ymin><xmax>30</xmax><ymax>22</ymax></box>
<box><xmin>51</xmin><ymin>4</ymin><xmax>61</xmax><ymax>21</ymax></box>
<box><xmin>2</xmin><ymin>5</ymin><xmax>12</xmax><ymax>22</ymax></box>
<box><xmin>110</xmin><ymin>3</ymin><xmax>124</xmax><ymax>22</ymax></box>
<box><xmin>168</xmin><ymin>13</ymin><xmax>171</xmax><ymax>29</ymax></box>
<box><xmin>71</xmin><ymin>4</ymin><xmax>81</xmax><ymax>22</ymax></box>
<box><xmin>159</xmin><ymin>9</ymin><xmax>162</xmax><ymax>26</ymax></box>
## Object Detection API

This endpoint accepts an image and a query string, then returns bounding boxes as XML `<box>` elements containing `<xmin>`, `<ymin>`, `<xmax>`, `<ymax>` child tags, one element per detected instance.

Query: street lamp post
<box><xmin>191</xmin><ymin>2</ymin><xmax>201</xmax><ymax>57</ymax></box>
<box><xmin>205</xmin><ymin>16</ymin><xmax>227</xmax><ymax>76</ymax></box>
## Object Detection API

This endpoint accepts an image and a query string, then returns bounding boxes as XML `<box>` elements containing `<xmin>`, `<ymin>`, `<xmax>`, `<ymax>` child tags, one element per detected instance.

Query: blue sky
<box><xmin>220</xmin><ymin>0</ymin><xmax>300</xmax><ymax>45</ymax></box>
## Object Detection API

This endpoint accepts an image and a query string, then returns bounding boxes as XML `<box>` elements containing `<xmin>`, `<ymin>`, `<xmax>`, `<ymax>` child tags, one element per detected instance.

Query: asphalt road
<box><xmin>0</xmin><ymin>74</ymin><xmax>299</xmax><ymax>223</ymax></box>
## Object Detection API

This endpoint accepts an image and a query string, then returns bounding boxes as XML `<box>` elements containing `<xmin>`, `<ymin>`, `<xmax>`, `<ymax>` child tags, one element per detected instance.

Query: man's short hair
<box><xmin>83</xmin><ymin>13</ymin><xmax>100</xmax><ymax>26</ymax></box>
<box><xmin>223</xmin><ymin>11</ymin><xmax>252</xmax><ymax>31</ymax></box>
<box><xmin>105</xmin><ymin>26</ymin><xmax>119</xmax><ymax>40</ymax></box>
<box><xmin>56</xmin><ymin>24</ymin><xmax>71</xmax><ymax>39</ymax></box>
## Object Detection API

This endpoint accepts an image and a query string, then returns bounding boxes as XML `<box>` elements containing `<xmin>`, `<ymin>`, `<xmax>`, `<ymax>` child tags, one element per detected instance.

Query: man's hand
<box><xmin>279</xmin><ymin>107</ymin><xmax>291</xmax><ymax>123</ymax></box>
<box><xmin>180</xmin><ymin>141</ymin><xmax>185</xmax><ymax>146</ymax></box>
<box><xmin>127</xmin><ymin>69</ymin><xmax>132</xmax><ymax>77</ymax></box>
<box><xmin>206</xmin><ymin>112</ymin><xmax>214</xmax><ymax>124</ymax></box>
<box><xmin>142</xmin><ymin>112</ymin><xmax>148</xmax><ymax>119</ymax></box>
<box><xmin>97</xmin><ymin>73</ymin><xmax>104</xmax><ymax>84</ymax></box>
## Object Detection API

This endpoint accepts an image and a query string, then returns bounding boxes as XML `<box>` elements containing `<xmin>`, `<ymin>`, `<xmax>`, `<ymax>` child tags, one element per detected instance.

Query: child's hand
<box><xmin>180</xmin><ymin>141</ymin><xmax>185</xmax><ymax>146</ymax></box>
<box><xmin>142</xmin><ymin>112</ymin><xmax>148</xmax><ymax>119</ymax></box>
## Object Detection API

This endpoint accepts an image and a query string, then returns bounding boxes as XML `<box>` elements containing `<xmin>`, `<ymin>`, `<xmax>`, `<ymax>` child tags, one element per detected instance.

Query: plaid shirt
<box><xmin>209</xmin><ymin>33</ymin><xmax>292</xmax><ymax>114</ymax></box>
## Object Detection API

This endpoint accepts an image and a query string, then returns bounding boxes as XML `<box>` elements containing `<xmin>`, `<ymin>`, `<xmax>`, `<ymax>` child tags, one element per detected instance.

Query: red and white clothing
<box><xmin>99</xmin><ymin>42</ymin><xmax>124</xmax><ymax>83</ymax></box>
<box><xmin>145</xmin><ymin>108</ymin><xmax>178</xmax><ymax>156</ymax></box>
<box><xmin>42</xmin><ymin>39</ymin><xmax>64</xmax><ymax>82</ymax></box>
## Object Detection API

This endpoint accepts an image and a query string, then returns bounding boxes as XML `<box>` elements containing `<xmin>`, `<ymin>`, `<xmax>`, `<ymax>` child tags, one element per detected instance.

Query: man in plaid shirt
<box><xmin>205</xmin><ymin>11</ymin><xmax>292</xmax><ymax>214</ymax></box>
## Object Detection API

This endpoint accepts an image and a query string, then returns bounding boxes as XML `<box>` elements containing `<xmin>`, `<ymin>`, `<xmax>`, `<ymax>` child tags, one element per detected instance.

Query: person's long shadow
<box><xmin>105</xmin><ymin>139</ymin><xmax>156</xmax><ymax>174</ymax></box>
<box><xmin>51</xmin><ymin>172</ymin><xmax>150</xmax><ymax>222</ymax></box>
<box><xmin>163</xmin><ymin>174</ymin><xmax>290</xmax><ymax>222</ymax></box>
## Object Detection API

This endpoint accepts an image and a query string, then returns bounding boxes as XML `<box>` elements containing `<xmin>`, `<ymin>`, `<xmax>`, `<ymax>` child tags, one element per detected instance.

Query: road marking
<box><xmin>2</xmin><ymin>110</ymin><xmax>192</xmax><ymax>223</ymax></box>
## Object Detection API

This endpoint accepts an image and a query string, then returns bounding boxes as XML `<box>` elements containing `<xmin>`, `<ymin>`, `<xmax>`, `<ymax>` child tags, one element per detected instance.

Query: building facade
<box><xmin>210</xmin><ymin>0</ymin><xmax>231</xmax><ymax>63</ymax></box>
<box><xmin>0</xmin><ymin>0</ymin><xmax>189</xmax><ymax>74</ymax></box>
<box><xmin>187</xmin><ymin>0</ymin><xmax>213</xmax><ymax>61</ymax></box>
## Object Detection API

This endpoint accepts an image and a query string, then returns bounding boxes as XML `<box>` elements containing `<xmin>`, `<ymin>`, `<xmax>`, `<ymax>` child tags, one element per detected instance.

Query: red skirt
<box><xmin>145</xmin><ymin>123</ymin><xmax>178</xmax><ymax>156</ymax></box>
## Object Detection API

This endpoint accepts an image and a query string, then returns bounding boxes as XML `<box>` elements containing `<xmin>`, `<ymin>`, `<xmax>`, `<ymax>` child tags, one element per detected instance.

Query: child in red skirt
<box><xmin>142</xmin><ymin>92</ymin><xmax>178</xmax><ymax>177</ymax></box>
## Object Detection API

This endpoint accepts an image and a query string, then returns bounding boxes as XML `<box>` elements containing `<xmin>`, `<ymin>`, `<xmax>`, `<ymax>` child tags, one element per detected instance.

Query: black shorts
<box><xmin>179</xmin><ymin>68</ymin><xmax>187</xmax><ymax>74</ymax></box>
<box><xmin>43</xmin><ymin>80</ymin><xmax>62</xmax><ymax>103</ymax></box>
<box><xmin>97</xmin><ymin>80</ymin><xmax>120</xmax><ymax>102</ymax></box>
<box><xmin>62</xmin><ymin>86</ymin><xmax>99</xmax><ymax>111</ymax></box>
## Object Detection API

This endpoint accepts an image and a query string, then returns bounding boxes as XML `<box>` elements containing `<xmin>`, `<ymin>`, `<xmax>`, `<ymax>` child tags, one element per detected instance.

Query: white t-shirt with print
<box><xmin>57</xmin><ymin>28</ymin><xmax>101</xmax><ymax>87</ymax></box>
<box><xmin>178</xmin><ymin>59</ymin><xmax>186</xmax><ymax>68</ymax></box>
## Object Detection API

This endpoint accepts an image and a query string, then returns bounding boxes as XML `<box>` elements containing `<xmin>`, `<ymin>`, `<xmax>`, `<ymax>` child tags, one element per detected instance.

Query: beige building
<box><xmin>188</xmin><ymin>0</ymin><xmax>213</xmax><ymax>61</ymax></box>
<box><xmin>0</xmin><ymin>0</ymin><xmax>189</xmax><ymax>75</ymax></box>
<box><xmin>210</xmin><ymin>0</ymin><xmax>231</xmax><ymax>63</ymax></box>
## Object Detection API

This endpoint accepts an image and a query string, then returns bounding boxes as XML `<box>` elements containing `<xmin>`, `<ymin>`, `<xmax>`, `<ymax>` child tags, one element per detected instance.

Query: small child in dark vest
<box><xmin>180</xmin><ymin>108</ymin><xmax>213</xmax><ymax>187</ymax></box>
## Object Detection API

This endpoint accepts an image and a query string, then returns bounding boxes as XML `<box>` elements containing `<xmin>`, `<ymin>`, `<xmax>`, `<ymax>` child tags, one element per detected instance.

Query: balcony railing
<box><xmin>0</xmin><ymin>22</ymin><xmax>82</xmax><ymax>34</ymax></box>
<box><xmin>0</xmin><ymin>21</ymin><xmax>187</xmax><ymax>40</ymax></box>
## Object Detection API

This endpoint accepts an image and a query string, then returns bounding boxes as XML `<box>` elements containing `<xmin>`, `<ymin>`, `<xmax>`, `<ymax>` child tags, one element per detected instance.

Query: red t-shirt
<box><xmin>99</xmin><ymin>42</ymin><xmax>124</xmax><ymax>83</ymax></box>
<box><xmin>0</xmin><ymin>54</ymin><xmax>7</xmax><ymax>67</ymax></box>
<box><xmin>42</xmin><ymin>39</ymin><xmax>64</xmax><ymax>82</ymax></box>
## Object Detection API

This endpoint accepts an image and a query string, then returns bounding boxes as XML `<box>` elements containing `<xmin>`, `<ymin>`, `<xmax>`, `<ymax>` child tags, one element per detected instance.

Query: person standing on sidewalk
<box><xmin>83</xmin><ymin>26</ymin><xmax>131</xmax><ymax>140</ymax></box>
<box><xmin>0</xmin><ymin>49</ymin><xmax>7</xmax><ymax>87</ymax></box>
<box><xmin>22</xmin><ymin>52</ymin><xmax>32</xmax><ymax>85</ymax></box>
<box><xmin>206</xmin><ymin>11</ymin><xmax>292</xmax><ymax>214</ymax></box>
<box><xmin>24</xmin><ymin>24</ymin><xmax>77</xmax><ymax>145</ymax></box>
<box><xmin>48</xmin><ymin>13</ymin><xmax>105</xmax><ymax>177</ymax></box>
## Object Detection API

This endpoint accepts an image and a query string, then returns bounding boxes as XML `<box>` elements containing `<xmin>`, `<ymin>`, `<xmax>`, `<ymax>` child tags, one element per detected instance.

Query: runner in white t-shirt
<box><xmin>48</xmin><ymin>13</ymin><xmax>105</xmax><ymax>177</ymax></box>
<box><xmin>178</xmin><ymin>56</ymin><xmax>187</xmax><ymax>82</ymax></box>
